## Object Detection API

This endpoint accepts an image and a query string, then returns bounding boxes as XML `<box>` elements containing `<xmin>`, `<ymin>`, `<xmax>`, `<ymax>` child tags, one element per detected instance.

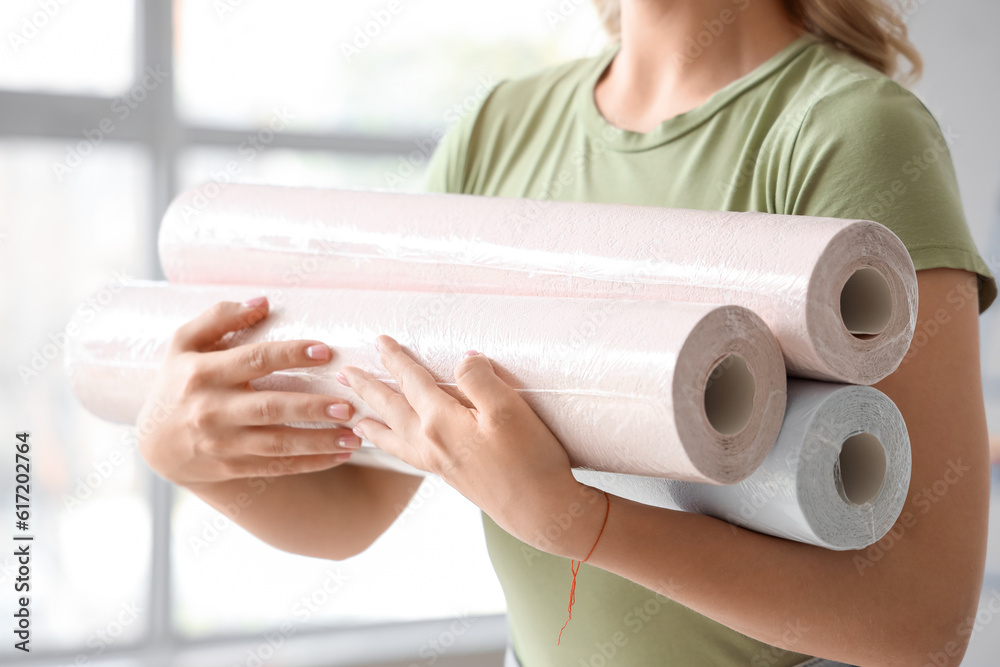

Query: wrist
<box><xmin>512</xmin><ymin>478</ymin><xmax>611</xmax><ymax>560</ymax></box>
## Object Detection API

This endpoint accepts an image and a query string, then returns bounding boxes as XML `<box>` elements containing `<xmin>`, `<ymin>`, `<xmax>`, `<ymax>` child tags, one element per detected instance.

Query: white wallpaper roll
<box><xmin>160</xmin><ymin>184</ymin><xmax>918</xmax><ymax>384</ymax></box>
<box><xmin>573</xmin><ymin>380</ymin><xmax>911</xmax><ymax>550</ymax></box>
<box><xmin>64</xmin><ymin>281</ymin><xmax>787</xmax><ymax>484</ymax></box>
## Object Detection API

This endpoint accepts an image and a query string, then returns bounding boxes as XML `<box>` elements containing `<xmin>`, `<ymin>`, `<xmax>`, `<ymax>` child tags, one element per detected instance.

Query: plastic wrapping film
<box><xmin>574</xmin><ymin>380</ymin><xmax>911</xmax><ymax>550</ymax></box>
<box><xmin>160</xmin><ymin>184</ymin><xmax>918</xmax><ymax>385</ymax></box>
<box><xmin>64</xmin><ymin>281</ymin><xmax>788</xmax><ymax>484</ymax></box>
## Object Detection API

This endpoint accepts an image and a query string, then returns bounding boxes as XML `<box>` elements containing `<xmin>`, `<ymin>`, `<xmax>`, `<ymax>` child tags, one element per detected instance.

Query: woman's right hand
<box><xmin>136</xmin><ymin>296</ymin><xmax>359</xmax><ymax>487</ymax></box>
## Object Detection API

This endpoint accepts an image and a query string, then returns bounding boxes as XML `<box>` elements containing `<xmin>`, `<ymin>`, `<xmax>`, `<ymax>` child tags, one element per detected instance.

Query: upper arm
<box><xmin>868</xmin><ymin>268</ymin><xmax>990</xmax><ymax>625</ymax></box>
<box><xmin>189</xmin><ymin>461</ymin><xmax>424</xmax><ymax>561</ymax></box>
<box><xmin>778</xmin><ymin>78</ymin><xmax>995</xmax><ymax>654</ymax></box>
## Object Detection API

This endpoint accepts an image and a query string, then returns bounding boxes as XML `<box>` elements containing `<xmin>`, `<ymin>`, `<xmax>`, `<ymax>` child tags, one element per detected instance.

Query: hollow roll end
<box><xmin>803</xmin><ymin>221</ymin><xmax>919</xmax><ymax>385</ymax></box>
<box><xmin>674</xmin><ymin>305</ymin><xmax>787</xmax><ymax>485</ymax></box>
<box><xmin>834</xmin><ymin>432</ymin><xmax>888</xmax><ymax>506</ymax></box>
<box><xmin>796</xmin><ymin>383</ymin><xmax>911</xmax><ymax>550</ymax></box>
<box><xmin>703</xmin><ymin>354</ymin><xmax>756</xmax><ymax>436</ymax></box>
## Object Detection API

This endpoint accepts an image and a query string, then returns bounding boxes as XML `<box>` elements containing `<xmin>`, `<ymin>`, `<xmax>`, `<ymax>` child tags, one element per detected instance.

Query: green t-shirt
<box><xmin>423</xmin><ymin>34</ymin><xmax>997</xmax><ymax>667</ymax></box>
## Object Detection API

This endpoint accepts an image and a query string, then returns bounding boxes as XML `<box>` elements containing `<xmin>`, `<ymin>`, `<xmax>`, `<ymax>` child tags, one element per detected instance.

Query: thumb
<box><xmin>170</xmin><ymin>297</ymin><xmax>269</xmax><ymax>352</ymax></box>
<box><xmin>454</xmin><ymin>351</ymin><xmax>519</xmax><ymax>415</ymax></box>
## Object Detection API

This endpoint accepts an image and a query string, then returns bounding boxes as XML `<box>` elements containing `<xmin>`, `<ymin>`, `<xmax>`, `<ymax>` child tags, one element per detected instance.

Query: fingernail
<box><xmin>352</xmin><ymin>425</ymin><xmax>365</xmax><ymax>439</ymax></box>
<box><xmin>306</xmin><ymin>344</ymin><xmax>331</xmax><ymax>361</ymax></box>
<box><xmin>338</xmin><ymin>434</ymin><xmax>362</xmax><ymax>449</ymax></box>
<box><xmin>242</xmin><ymin>296</ymin><xmax>266</xmax><ymax>308</ymax></box>
<box><xmin>463</xmin><ymin>350</ymin><xmax>480</xmax><ymax>357</ymax></box>
<box><xmin>326</xmin><ymin>403</ymin><xmax>350</xmax><ymax>420</ymax></box>
<box><xmin>336</xmin><ymin>371</ymin><xmax>349</xmax><ymax>386</ymax></box>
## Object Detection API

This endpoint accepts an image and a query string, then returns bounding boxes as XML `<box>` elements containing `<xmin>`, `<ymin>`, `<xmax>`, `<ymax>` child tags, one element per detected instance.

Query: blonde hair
<box><xmin>591</xmin><ymin>0</ymin><xmax>922</xmax><ymax>82</ymax></box>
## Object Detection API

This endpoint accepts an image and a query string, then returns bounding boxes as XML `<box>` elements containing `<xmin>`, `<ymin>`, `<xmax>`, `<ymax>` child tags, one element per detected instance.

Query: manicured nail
<box><xmin>463</xmin><ymin>350</ymin><xmax>480</xmax><ymax>357</ymax></box>
<box><xmin>336</xmin><ymin>372</ymin><xmax>349</xmax><ymax>386</ymax></box>
<box><xmin>242</xmin><ymin>296</ymin><xmax>266</xmax><ymax>308</ymax></box>
<box><xmin>338</xmin><ymin>434</ymin><xmax>362</xmax><ymax>449</ymax></box>
<box><xmin>326</xmin><ymin>403</ymin><xmax>350</xmax><ymax>420</ymax></box>
<box><xmin>352</xmin><ymin>425</ymin><xmax>365</xmax><ymax>439</ymax></box>
<box><xmin>306</xmin><ymin>344</ymin><xmax>331</xmax><ymax>361</ymax></box>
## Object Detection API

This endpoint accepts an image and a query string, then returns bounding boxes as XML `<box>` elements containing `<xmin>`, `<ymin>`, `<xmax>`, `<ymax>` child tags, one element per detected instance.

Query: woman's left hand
<box><xmin>337</xmin><ymin>334</ymin><xmax>606</xmax><ymax>559</ymax></box>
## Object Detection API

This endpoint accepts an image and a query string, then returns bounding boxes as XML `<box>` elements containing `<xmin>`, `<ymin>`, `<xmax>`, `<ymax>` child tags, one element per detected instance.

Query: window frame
<box><xmin>0</xmin><ymin>2</ymin><xmax>505</xmax><ymax>664</ymax></box>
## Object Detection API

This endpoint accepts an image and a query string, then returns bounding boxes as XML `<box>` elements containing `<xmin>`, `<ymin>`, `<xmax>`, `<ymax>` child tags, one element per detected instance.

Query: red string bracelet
<box><xmin>557</xmin><ymin>489</ymin><xmax>611</xmax><ymax>645</ymax></box>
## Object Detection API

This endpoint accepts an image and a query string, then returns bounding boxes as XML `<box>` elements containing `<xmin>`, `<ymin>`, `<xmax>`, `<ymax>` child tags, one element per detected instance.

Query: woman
<box><xmin>138</xmin><ymin>1</ymin><xmax>996</xmax><ymax>664</ymax></box>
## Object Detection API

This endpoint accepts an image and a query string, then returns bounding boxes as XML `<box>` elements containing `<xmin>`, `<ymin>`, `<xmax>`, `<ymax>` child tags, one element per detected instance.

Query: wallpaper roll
<box><xmin>160</xmin><ymin>184</ymin><xmax>918</xmax><ymax>384</ymax></box>
<box><xmin>64</xmin><ymin>281</ymin><xmax>787</xmax><ymax>484</ymax></box>
<box><xmin>573</xmin><ymin>380</ymin><xmax>911</xmax><ymax>550</ymax></box>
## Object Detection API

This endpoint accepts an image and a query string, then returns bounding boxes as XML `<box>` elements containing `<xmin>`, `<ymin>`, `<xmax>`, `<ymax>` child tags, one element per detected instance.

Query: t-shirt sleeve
<box><xmin>422</xmin><ymin>84</ymin><xmax>499</xmax><ymax>195</ymax></box>
<box><xmin>784</xmin><ymin>77</ymin><xmax>996</xmax><ymax>313</ymax></box>
<box><xmin>422</xmin><ymin>119</ymin><xmax>468</xmax><ymax>195</ymax></box>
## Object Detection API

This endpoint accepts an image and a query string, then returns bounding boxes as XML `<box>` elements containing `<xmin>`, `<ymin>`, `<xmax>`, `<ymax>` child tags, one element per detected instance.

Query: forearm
<box><xmin>336</xmin><ymin>269</ymin><xmax>990</xmax><ymax>665</ymax></box>
<box><xmin>185</xmin><ymin>463</ymin><xmax>423</xmax><ymax>560</ymax></box>
<box><xmin>582</xmin><ymin>496</ymin><xmax>937</xmax><ymax>665</ymax></box>
<box><xmin>555</xmin><ymin>272</ymin><xmax>992</xmax><ymax>666</ymax></box>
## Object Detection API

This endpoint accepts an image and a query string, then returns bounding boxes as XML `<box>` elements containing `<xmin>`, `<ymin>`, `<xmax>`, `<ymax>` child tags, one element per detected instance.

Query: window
<box><xmin>4</xmin><ymin>2</ymin><xmax>999</xmax><ymax>665</ymax></box>
<box><xmin>0</xmin><ymin>139</ymin><xmax>152</xmax><ymax>656</ymax></box>
<box><xmin>0</xmin><ymin>0</ymin><xmax>135</xmax><ymax>95</ymax></box>
<box><xmin>0</xmin><ymin>1</ymin><xmax>603</xmax><ymax>664</ymax></box>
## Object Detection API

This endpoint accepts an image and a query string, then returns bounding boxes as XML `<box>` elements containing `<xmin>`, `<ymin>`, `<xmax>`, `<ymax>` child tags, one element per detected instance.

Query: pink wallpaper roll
<box><xmin>160</xmin><ymin>184</ymin><xmax>918</xmax><ymax>385</ymax></box>
<box><xmin>64</xmin><ymin>281</ymin><xmax>787</xmax><ymax>484</ymax></box>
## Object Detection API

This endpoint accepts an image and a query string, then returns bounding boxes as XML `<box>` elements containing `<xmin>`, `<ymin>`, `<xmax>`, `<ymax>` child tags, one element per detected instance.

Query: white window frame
<box><xmin>0</xmin><ymin>2</ymin><xmax>506</xmax><ymax>664</ymax></box>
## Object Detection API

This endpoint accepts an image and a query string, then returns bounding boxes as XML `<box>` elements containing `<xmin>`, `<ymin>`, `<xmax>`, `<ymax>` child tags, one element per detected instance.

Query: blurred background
<box><xmin>0</xmin><ymin>1</ymin><xmax>997</xmax><ymax>666</ymax></box>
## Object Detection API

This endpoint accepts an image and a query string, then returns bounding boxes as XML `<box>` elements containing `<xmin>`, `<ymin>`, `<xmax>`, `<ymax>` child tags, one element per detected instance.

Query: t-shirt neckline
<box><xmin>579</xmin><ymin>34</ymin><xmax>819</xmax><ymax>152</ymax></box>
